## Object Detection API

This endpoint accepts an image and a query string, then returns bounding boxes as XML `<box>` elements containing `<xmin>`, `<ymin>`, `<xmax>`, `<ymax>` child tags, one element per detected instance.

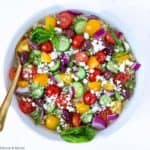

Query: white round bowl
<box><xmin>3</xmin><ymin>5</ymin><xmax>141</xmax><ymax>141</ymax></box>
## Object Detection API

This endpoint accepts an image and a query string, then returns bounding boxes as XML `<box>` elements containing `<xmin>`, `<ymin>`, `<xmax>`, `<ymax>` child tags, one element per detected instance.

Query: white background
<box><xmin>0</xmin><ymin>0</ymin><xmax>150</xmax><ymax>149</ymax></box>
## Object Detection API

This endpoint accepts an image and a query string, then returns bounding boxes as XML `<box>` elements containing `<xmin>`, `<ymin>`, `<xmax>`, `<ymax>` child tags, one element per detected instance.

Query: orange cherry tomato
<box><xmin>9</xmin><ymin>66</ymin><xmax>17</xmax><ymax>80</ymax></box>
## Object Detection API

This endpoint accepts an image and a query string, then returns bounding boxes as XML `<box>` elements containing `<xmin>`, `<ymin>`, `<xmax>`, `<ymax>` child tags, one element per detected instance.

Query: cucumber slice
<box><xmin>55</xmin><ymin>36</ymin><xmax>71</xmax><ymax>52</ymax></box>
<box><xmin>114</xmin><ymin>91</ymin><xmax>124</xmax><ymax>101</ymax></box>
<box><xmin>81</xmin><ymin>112</ymin><xmax>93</xmax><ymax>123</ymax></box>
<box><xmin>75</xmin><ymin>67</ymin><xmax>86</xmax><ymax>80</ymax></box>
<box><xmin>30</xmin><ymin>83</ymin><xmax>44</xmax><ymax>99</ymax></box>
<box><xmin>106</xmin><ymin>61</ymin><xmax>118</xmax><ymax>73</ymax></box>
<box><xmin>99</xmin><ymin>94</ymin><xmax>112</xmax><ymax>107</ymax></box>
<box><xmin>28</xmin><ymin>50</ymin><xmax>41</xmax><ymax>65</ymax></box>
<box><xmin>68</xmin><ymin>56</ymin><xmax>74</xmax><ymax>67</ymax></box>
<box><xmin>72</xmin><ymin>82</ymin><xmax>84</xmax><ymax>98</ymax></box>
<box><xmin>49</xmin><ymin>60</ymin><xmax>60</xmax><ymax>72</ymax></box>
<box><xmin>74</xmin><ymin>19</ymin><xmax>87</xmax><ymax>34</ymax></box>
<box><xmin>54</xmin><ymin>74</ymin><xmax>62</xmax><ymax>82</ymax></box>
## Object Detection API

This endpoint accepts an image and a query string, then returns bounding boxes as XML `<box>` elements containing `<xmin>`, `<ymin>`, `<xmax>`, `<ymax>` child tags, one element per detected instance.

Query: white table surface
<box><xmin>0</xmin><ymin>0</ymin><xmax>150</xmax><ymax>149</ymax></box>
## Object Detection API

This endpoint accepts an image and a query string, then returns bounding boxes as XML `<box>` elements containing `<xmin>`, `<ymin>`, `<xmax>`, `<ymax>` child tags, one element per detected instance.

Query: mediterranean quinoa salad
<box><xmin>9</xmin><ymin>10</ymin><xmax>140</xmax><ymax>143</ymax></box>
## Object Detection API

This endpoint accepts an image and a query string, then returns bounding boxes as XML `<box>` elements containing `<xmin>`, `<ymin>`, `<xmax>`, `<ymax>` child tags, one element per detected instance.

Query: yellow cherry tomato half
<box><xmin>60</xmin><ymin>73</ymin><xmax>72</xmax><ymax>84</ymax></box>
<box><xmin>45</xmin><ymin>16</ymin><xmax>56</xmax><ymax>29</ymax></box>
<box><xmin>88</xmin><ymin>81</ymin><xmax>101</xmax><ymax>91</ymax></box>
<box><xmin>76</xmin><ymin>102</ymin><xmax>90</xmax><ymax>114</ymax></box>
<box><xmin>110</xmin><ymin>101</ymin><xmax>123</xmax><ymax>114</ymax></box>
<box><xmin>103</xmin><ymin>82</ymin><xmax>115</xmax><ymax>91</ymax></box>
<box><xmin>45</xmin><ymin>115</ymin><xmax>59</xmax><ymax>130</ymax></box>
<box><xmin>16</xmin><ymin>39</ymin><xmax>30</xmax><ymax>53</ymax></box>
<box><xmin>33</xmin><ymin>74</ymin><xmax>48</xmax><ymax>87</ymax></box>
<box><xmin>85</xmin><ymin>19</ymin><xmax>102</xmax><ymax>36</ymax></box>
<box><xmin>41</xmin><ymin>52</ymin><xmax>52</xmax><ymax>63</ymax></box>
<box><xmin>17</xmin><ymin>80</ymin><xmax>29</xmax><ymax>88</ymax></box>
<box><xmin>87</xmin><ymin>56</ymin><xmax>100</xmax><ymax>69</ymax></box>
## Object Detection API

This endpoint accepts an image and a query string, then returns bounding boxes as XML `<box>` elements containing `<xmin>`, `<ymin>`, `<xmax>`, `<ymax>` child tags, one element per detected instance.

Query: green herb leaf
<box><xmin>30</xmin><ymin>26</ymin><xmax>56</xmax><ymax>44</ymax></box>
<box><xmin>60</xmin><ymin>126</ymin><xmax>96</xmax><ymax>143</ymax></box>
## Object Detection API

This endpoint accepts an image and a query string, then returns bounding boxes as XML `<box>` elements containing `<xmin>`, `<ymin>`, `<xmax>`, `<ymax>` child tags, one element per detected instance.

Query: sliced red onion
<box><xmin>87</xmin><ymin>14</ymin><xmax>99</xmax><ymax>19</ymax></box>
<box><xmin>81</xmin><ymin>40</ymin><xmax>93</xmax><ymax>51</ymax></box>
<box><xmin>61</xmin><ymin>53</ymin><xmax>70</xmax><ymax>65</ymax></box>
<box><xmin>92</xmin><ymin>116</ymin><xmax>107</xmax><ymax>129</ymax></box>
<box><xmin>72</xmin><ymin>66</ymin><xmax>78</xmax><ymax>73</ymax></box>
<box><xmin>40</xmin><ymin>108</ymin><xmax>45</xmax><ymax>119</ymax></box>
<box><xmin>93</xmin><ymin>28</ymin><xmax>105</xmax><ymax>39</ymax></box>
<box><xmin>117</xmin><ymin>31</ymin><xmax>123</xmax><ymax>39</ymax></box>
<box><xmin>70</xmin><ymin>86</ymin><xmax>75</xmax><ymax>98</ymax></box>
<box><xmin>61</xmin><ymin>110</ymin><xmax>72</xmax><ymax>123</ymax></box>
<box><xmin>65</xmin><ymin>9</ymin><xmax>83</xmax><ymax>15</ymax></box>
<box><xmin>131</xmin><ymin>62</ymin><xmax>141</xmax><ymax>71</ymax></box>
<box><xmin>19</xmin><ymin>51</ymin><xmax>29</xmax><ymax>64</ymax></box>
<box><xmin>107</xmin><ymin>114</ymin><xmax>119</xmax><ymax>121</ymax></box>
<box><xmin>50</xmin><ymin>75</ymin><xmax>57</xmax><ymax>84</ymax></box>
<box><xmin>104</xmin><ymin>90</ymin><xmax>114</xmax><ymax>96</ymax></box>
<box><xmin>64</xmin><ymin>29</ymin><xmax>75</xmax><ymax>38</ymax></box>
<box><xmin>27</xmin><ymin>39</ymin><xmax>40</xmax><ymax>50</ymax></box>
<box><xmin>121</xmin><ymin>88</ymin><xmax>130</xmax><ymax>99</ymax></box>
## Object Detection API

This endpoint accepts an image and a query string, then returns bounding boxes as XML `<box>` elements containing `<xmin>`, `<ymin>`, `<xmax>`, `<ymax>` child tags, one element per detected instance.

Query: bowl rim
<box><xmin>3</xmin><ymin>5</ymin><xmax>141</xmax><ymax>141</ymax></box>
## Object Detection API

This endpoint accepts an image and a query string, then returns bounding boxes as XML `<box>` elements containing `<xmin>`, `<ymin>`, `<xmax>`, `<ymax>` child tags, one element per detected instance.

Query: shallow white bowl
<box><xmin>3</xmin><ymin>5</ymin><xmax>141</xmax><ymax>141</ymax></box>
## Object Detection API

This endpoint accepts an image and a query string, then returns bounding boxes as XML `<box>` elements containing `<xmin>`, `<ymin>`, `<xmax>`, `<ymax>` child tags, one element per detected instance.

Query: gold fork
<box><xmin>0</xmin><ymin>54</ymin><xmax>22</xmax><ymax>131</ymax></box>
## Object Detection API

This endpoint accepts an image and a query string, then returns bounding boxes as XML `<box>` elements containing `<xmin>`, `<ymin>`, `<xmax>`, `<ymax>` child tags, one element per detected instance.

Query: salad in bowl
<box><xmin>8</xmin><ymin>9</ymin><xmax>140</xmax><ymax>143</ymax></box>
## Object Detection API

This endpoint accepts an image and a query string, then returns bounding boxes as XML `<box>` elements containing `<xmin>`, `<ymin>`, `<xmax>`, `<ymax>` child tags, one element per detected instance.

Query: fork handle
<box><xmin>0</xmin><ymin>64</ymin><xmax>22</xmax><ymax>131</ymax></box>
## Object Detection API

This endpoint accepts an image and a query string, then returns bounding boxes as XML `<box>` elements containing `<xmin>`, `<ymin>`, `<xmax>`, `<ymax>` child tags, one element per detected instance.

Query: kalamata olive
<box><xmin>102</xmin><ymin>47</ymin><xmax>114</xmax><ymax>56</ymax></box>
<box><xmin>81</xmin><ymin>40</ymin><xmax>93</xmax><ymax>51</ymax></box>
<box><xmin>19</xmin><ymin>51</ymin><xmax>29</xmax><ymax>64</ymax></box>
<box><xmin>64</xmin><ymin>29</ymin><xmax>75</xmax><ymax>38</ymax></box>
<box><xmin>121</xmin><ymin>88</ymin><xmax>130</xmax><ymax>99</ymax></box>
<box><xmin>34</xmin><ymin>98</ymin><xmax>45</xmax><ymax>107</ymax></box>
<box><xmin>103</xmin><ymin>70</ymin><xmax>113</xmax><ymax>80</ymax></box>
<box><xmin>61</xmin><ymin>110</ymin><xmax>72</xmax><ymax>123</ymax></box>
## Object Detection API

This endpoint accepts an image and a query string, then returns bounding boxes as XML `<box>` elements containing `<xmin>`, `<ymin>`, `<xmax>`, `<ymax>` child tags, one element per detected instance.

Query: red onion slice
<box><xmin>93</xmin><ymin>28</ymin><xmax>105</xmax><ymax>39</ymax></box>
<box><xmin>92</xmin><ymin>116</ymin><xmax>107</xmax><ymax>129</ymax></box>
<box><xmin>107</xmin><ymin>114</ymin><xmax>119</xmax><ymax>121</ymax></box>
<box><xmin>131</xmin><ymin>62</ymin><xmax>141</xmax><ymax>71</ymax></box>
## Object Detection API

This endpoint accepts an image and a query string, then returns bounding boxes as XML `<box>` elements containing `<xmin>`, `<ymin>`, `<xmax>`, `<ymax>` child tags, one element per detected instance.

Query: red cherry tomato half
<box><xmin>95</xmin><ymin>50</ymin><xmax>106</xmax><ymax>64</ymax></box>
<box><xmin>40</xmin><ymin>41</ymin><xmax>53</xmax><ymax>53</ymax></box>
<box><xmin>104</xmin><ymin>32</ymin><xmax>115</xmax><ymax>45</ymax></box>
<box><xmin>74</xmin><ymin>51</ymin><xmax>89</xmax><ymax>63</ymax></box>
<box><xmin>83</xmin><ymin>91</ymin><xmax>97</xmax><ymax>105</ymax></box>
<box><xmin>98</xmin><ymin>108</ymin><xmax>112</xmax><ymax>122</ymax></box>
<box><xmin>55</xmin><ymin>94</ymin><xmax>68</xmax><ymax>109</ymax></box>
<box><xmin>9</xmin><ymin>66</ymin><xmax>17</xmax><ymax>80</ymax></box>
<box><xmin>72</xmin><ymin>35</ymin><xmax>85</xmax><ymax>49</ymax></box>
<box><xmin>88</xmin><ymin>68</ymin><xmax>102</xmax><ymax>82</ymax></box>
<box><xmin>72</xmin><ymin>112</ymin><xmax>81</xmax><ymax>127</ymax></box>
<box><xmin>21</xmin><ymin>65</ymin><xmax>37</xmax><ymax>80</ymax></box>
<box><xmin>45</xmin><ymin>85</ymin><xmax>61</xmax><ymax>97</ymax></box>
<box><xmin>19</xmin><ymin>99</ymin><xmax>36</xmax><ymax>114</ymax></box>
<box><xmin>114</xmin><ymin>72</ymin><xmax>130</xmax><ymax>85</ymax></box>
<box><xmin>57</xmin><ymin>12</ymin><xmax>73</xmax><ymax>29</ymax></box>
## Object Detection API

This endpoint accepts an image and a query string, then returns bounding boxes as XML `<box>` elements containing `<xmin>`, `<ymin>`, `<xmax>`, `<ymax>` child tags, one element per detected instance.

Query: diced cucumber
<box><xmin>30</xmin><ymin>83</ymin><xmax>44</xmax><ymax>99</ymax></box>
<box><xmin>54</xmin><ymin>36</ymin><xmax>71</xmax><ymax>52</ymax></box>
<box><xmin>49</xmin><ymin>60</ymin><xmax>60</xmax><ymax>72</ymax></box>
<box><xmin>72</xmin><ymin>82</ymin><xmax>84</xmax><ymax>98</ymax></box>
<box><xmin>81</xmin><ymin>112</ymin><xmax>93</xmax><ymax>123</ymax></box>
<box><xmin>31</xmin><ymin>108</ymin><xmax>41</xmax><ymax>124</ymax></box>
<box><xmin>75</xmin><ymin>67</ymin><xmax>86</xmax><ymax>80</ymax></box>
<box><xmin>68</xmin><ymin>56</ymin><xmax>74</xmax><ymax>67</ymax></box>
<box><xmin>106</xmin><ymin>61</ymin><xmax>118</xmax><ymax>73</ymax></box>
<box><xmin>125</xmin><ymin>79</ymin><xmax>135</xmax><ymax>90</ymax></box>
<box><xmin>54</xmin><ymin>74</ymin><xmax>62</xmax><ymax>82</ymax></box>
<box><xmin>99</xmin><ymin>94</ymin><xmax>112</xmax><ymax>107</ymax></box>
<box><xmin>28</xmin><ymin>50</ymin><xmax>41</xmax><ymax>65</ymax></box>
<box><xmin>114</xmin><ymin>91</ymin><xmax>124</xmax><ymax>101</ymax></box>
<box><xmin>74</xmin><ymin>19</ymin><xmax>87</xmax><ymax>34</ymax></box>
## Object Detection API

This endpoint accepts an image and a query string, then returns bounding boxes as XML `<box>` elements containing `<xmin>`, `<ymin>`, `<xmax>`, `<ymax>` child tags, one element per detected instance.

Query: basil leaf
<box><xmin>60</xmin><ymin>126</ymin><xmax>96</xmax><ymax>143</ymax></box>
<box><xmin>30</xmin><ymin>26</ymin><xmax>56</xmax><ymax>44</ymax></box>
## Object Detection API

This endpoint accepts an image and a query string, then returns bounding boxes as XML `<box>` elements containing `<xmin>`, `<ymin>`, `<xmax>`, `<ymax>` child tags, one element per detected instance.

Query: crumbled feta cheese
<box><xmin>71</xmin><ymin>74</ymin><xmax>79</xmax><ymax>81</ymax></box>
<box><xmin>125</xmin><ymin>60</ymin><xmax>133</xmax><ymax>66</ymax></box>
<box><xmin>84</xmin><ymin>65</ymin><xmax>89</xmax><ymax>70</ymax></box>
<box><xmin>66</xmin><ymin>106</ymin><xmax>75</xmax><ymax>112</ymax></box>
<box><xmin>89</xmin><ymin>69</ymin><xmax>94</xmax><ymax>73</ymax></box>
<box><xmin>83</xmin><ymin>79</ymin><xmax>88</xmax><ymax>84</ymax></box>
<box><xmin>55</xmin><ymin>27</ymin><xmax>62</xmax><ymax>33</ymax></box>
<box><xmin>123</xmin><ymin>41</ymin><xmax>130</xmax><ymax>51</ymax></box>
<box><xmin>84</xmin><ymin>32</ymin><xmax>89</xmax><ymax>39</ymax></box>
<box><xmin>57</xmin><ymin>82</ymin><xmax>64</xmax><ymax>87</ymax></box>
<box><xmin>32</xmin><ymin>102</ymin><xmax>36</xmax><ymax>107</ymax></box>
<box><xmin>92</xmin><ymin>39</ymin><xmax>105</xmax><ymax>53</ymax></box>
<box><xmin>48</xmin><ymin>61</ymin><xmax>55</xmax><ymax>67</ymax></box>
<box><xmin>66</xmin><ymin>68</ymin><xmax>71</xmax><ymax>73</ymax></box>
<box><xmin>106</xmin><ymin>55</ymin><xmax>111</xmax><ymax>61</ymax></box>
<box><xmin>96</xmin><ymin>75</ymin><xmax>101</xmax><ymax>80</ymax></box>
<box><xmin>91</xmin><ymin>102</ymin><xmax>101</xmax><ymax>113</ymax></box>
<box><xmin>118</xmin><ymin>62</ymin><xmax>126</xmax><ymax>72</ymax></box>
<box><xmin>50</xmin><ymin>51</ymin><xmax>58</xmax><ymax>60</ymax></box>
<box><xmin>57</xmin><ymin>20</ymin><xmax>60</xmax><ymax>24</ymax></box>
<box><xmin>78</xmin><ymin>62</ymin><xmax>86</xmax><ymax>67</ymax></box>
<box><xmin>91</xmin><ymin>90</ymin><xmax>95</xmax><ymax>94</ymax></box>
